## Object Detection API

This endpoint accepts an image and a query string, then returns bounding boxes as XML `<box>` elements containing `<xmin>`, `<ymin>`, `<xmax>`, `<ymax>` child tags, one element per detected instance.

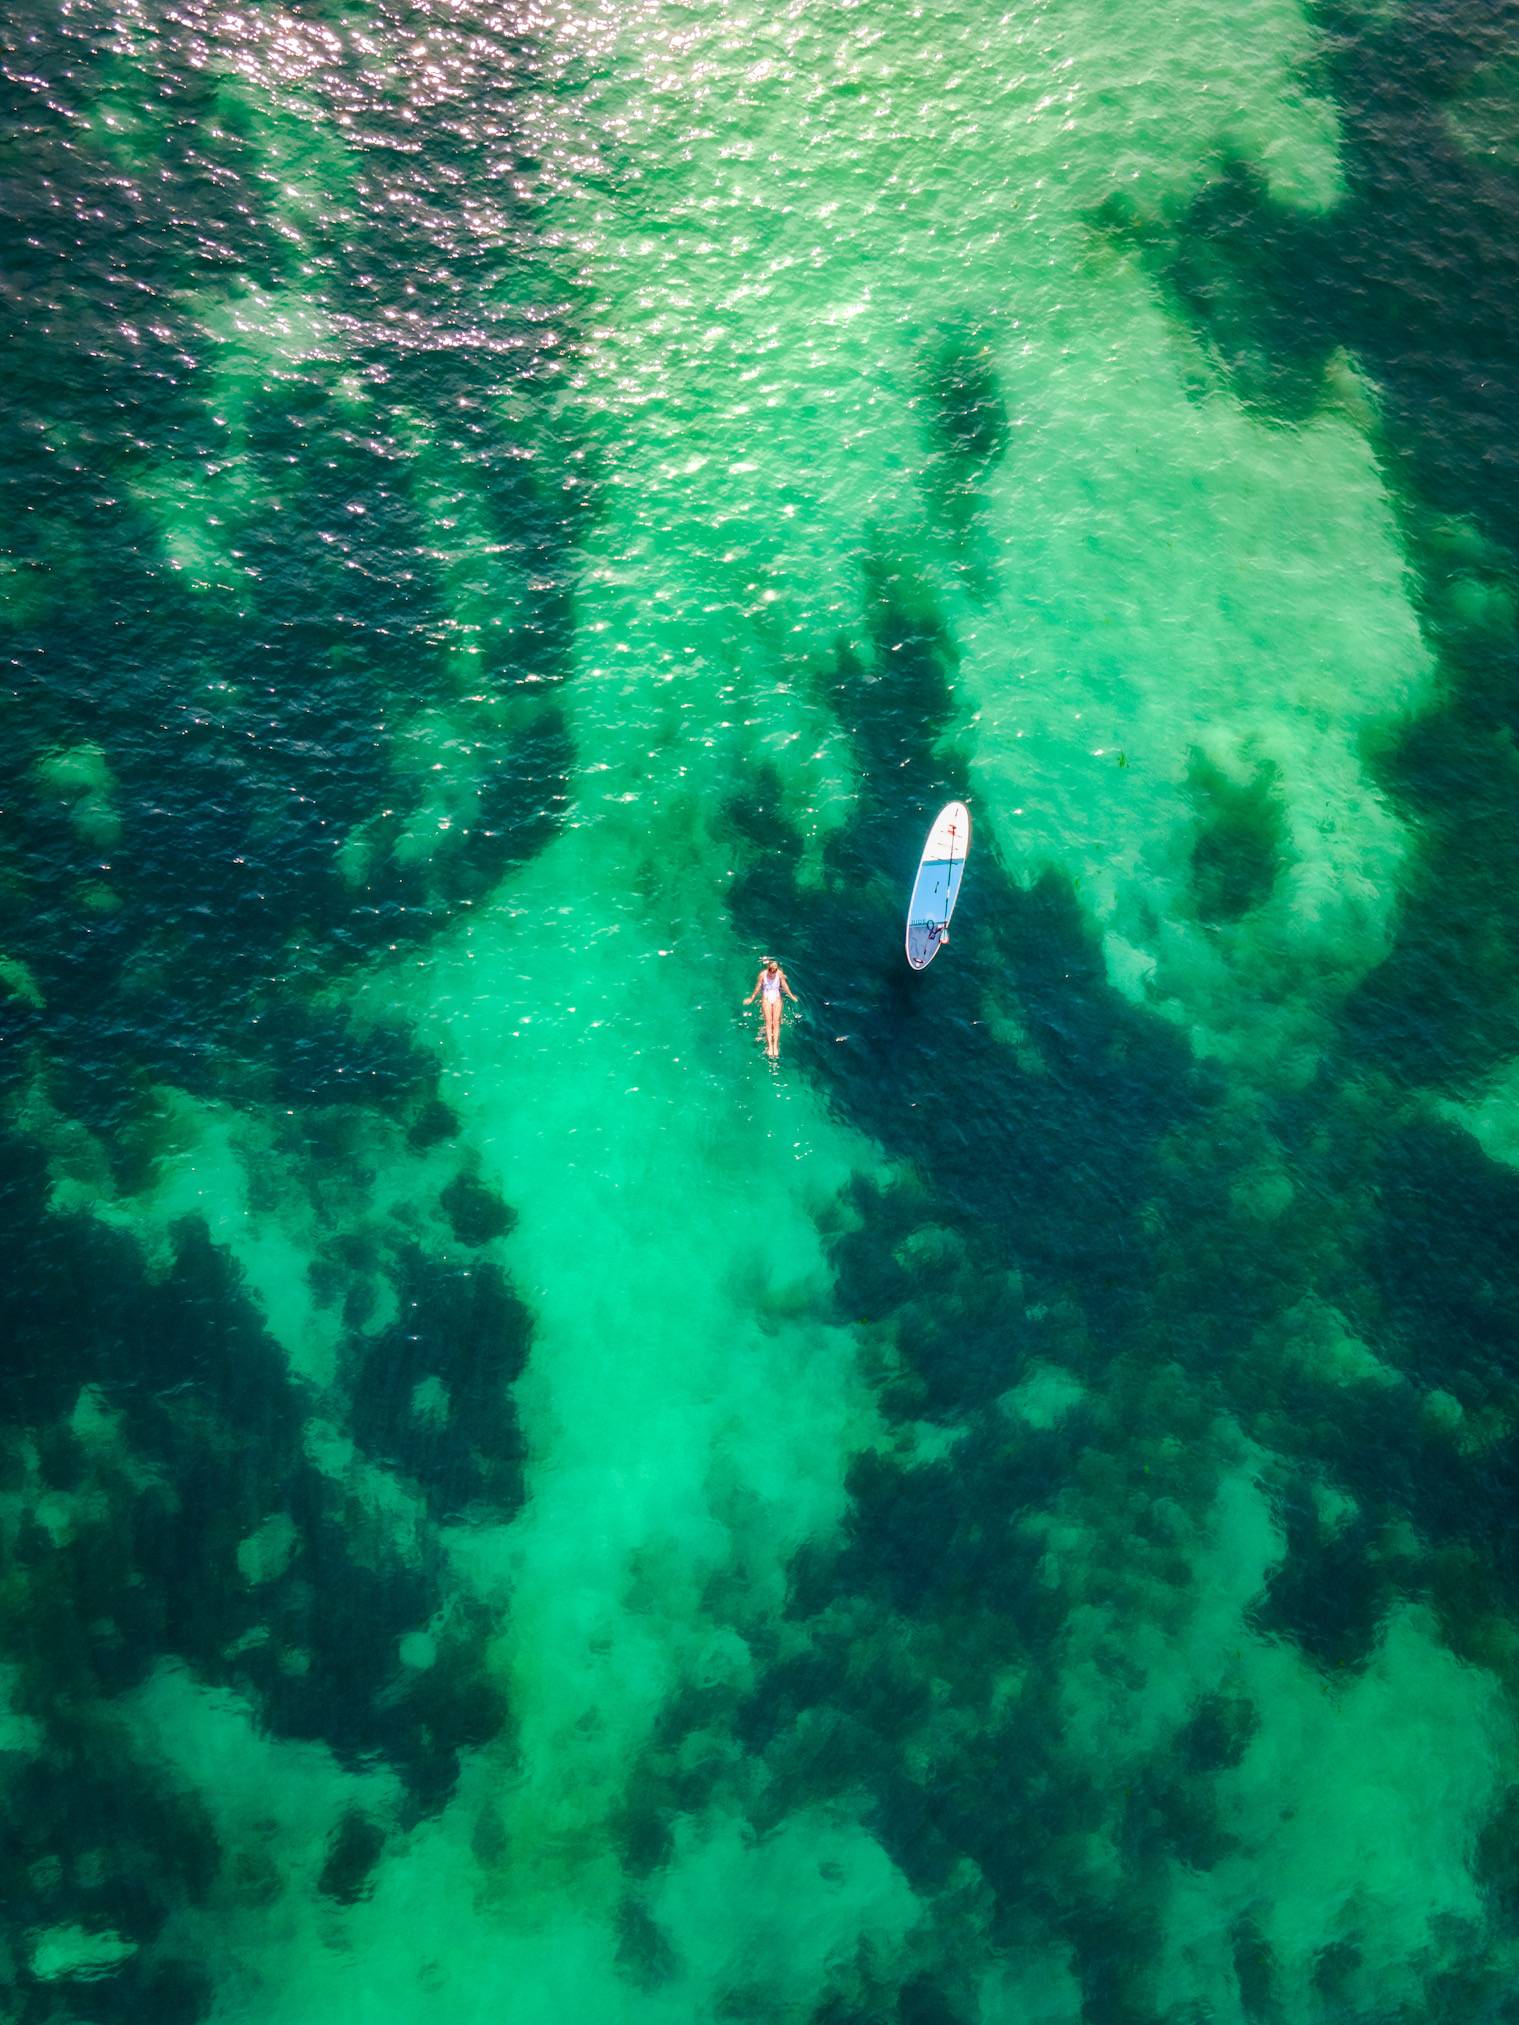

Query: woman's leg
<box><xmin>765</xmin><ymin>999</ymin><xmax>780</xmax><ymax>1054</ymax></box>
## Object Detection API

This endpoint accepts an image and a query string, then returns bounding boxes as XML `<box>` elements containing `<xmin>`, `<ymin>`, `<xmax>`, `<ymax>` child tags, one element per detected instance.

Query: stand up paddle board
<box><xmin>906</xmin><ymin>802</ymin><xmax>970</xmax><ymax>970</ymax></box>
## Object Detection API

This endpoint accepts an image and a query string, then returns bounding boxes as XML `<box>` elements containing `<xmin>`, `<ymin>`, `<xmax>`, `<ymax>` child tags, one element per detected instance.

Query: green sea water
<box><xmin>6</xmin><ymin>0</ymin><xmax>1519</xmax><ymax>2016</ymax></box>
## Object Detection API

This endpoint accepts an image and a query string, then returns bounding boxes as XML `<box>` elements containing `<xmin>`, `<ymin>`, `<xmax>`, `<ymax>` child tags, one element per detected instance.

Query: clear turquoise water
<box><xmin>6</xmin><ymin>0</ymin><xmax>1519</xmax><ymax>2016</ymax></box>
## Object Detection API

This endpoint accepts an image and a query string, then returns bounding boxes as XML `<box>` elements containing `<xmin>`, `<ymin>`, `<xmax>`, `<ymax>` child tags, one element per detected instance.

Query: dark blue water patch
<box><xmin>1373</xmin><ymin>1117</ymin><xmax>1519</xmax><ymax>1399</ymax></box>
<box><xmin>827</xmin><ymin>1183</ymin><xmax>1040</xmax><ymax>1422</ymax></box>
<box><xmin>0</xmin><ymin>0</ymin><xmax>588</xmax><ymax>1164</ymax></box>
<box><xmin>1249</xmin><ymin>1485</ymin><xmax>1393</xmax><ymax>1671</ymax></box>
<box><xmin>348</xmin><ymin>1247</ymin><xmax>530</xmax><ymax>1523</ymax></box>
<box><xmin>254</xmin><ymin>1009</ymin><xmax>435</xmax><ymax>1111</ymax></box>
<box><xmin>1129</xmin><ymin>1091</ymin><xmax>1519</xmax><ymax>1675</ymax></box>
<box><xmin>1062</xmin><ymin>1901</ymin><xmax>1169</xmax><ymax>2025</ymax></box>
<box><xmin>924</xmin><ymin>332</ymin><xmax>1011</xmax><ymax>471</ymax></box>
<box><xmin>1342</xmin><ymin>704</ymin><xmax>1519</xmax><ymax>1084</ymax></box>
<box><xmin>0</xmin><ymin>1133</ymin><xmax>517</xmax><ymax>1820</ymax></box>
<box><xmin>431</xmin><ymin>707</ymin><xmax>577</xmax><ymax>909</ymax></box>
<box><xmin>1092</xmin><ymin>160</ymin><xmax>1340</xmax><ymax>423</ymax></box>
<box><xmin>1478</xmin><ymin>1785</ymin><xmax>1519</xmax><ymax>1948</ymax></box>
<box><xmin>62</xmin><ymin>1959</ymin><xmax>214</xmax><ymax>2025</ymax></box>
<box><xmin>895</xmin><ymin>1975</ymin><xmax>970</xmax><ymax>2025</ymax></box>
<box><xmin>439</xmin><ymin>1169</ymin><xmax>518</xmax><ymax>1248</ymax></box>
<box><xmin>812</xmin><ymin>1970</ymin><xmax>950</xmax><ymax>2025</ymax></box>
<box><xmin>0</xmin><ymin>1697</ymin><xmax>218</xmax><ymax>2025</ymax></box>
<box><xmin>681</xmin><ymin>1389</ymin><xmax>1236</xmax><ymax>2002</ymax></box>
<box><xmin>406</xmin><ymin>1093</ymin><xmax>461</xmax><ymax>1154</ymax></box>
<box><xmin>614</xmin><ymin>1892</ymin><xmax>681</xmax><ymax>1992</ymax></box>
<box><xmin>1185</xmin><ymin>752</ymin><xmax>1285</xmax><ymax>926</ymax></box>
<box><xmin>317</xmin><ymin>1806</ymin><xmax>388</xmax><ymax>1906</ymax></box>
<box><xmin>1</xmin><ymin>1730</ymin><xmax>218</xmax><ymax>1941</ymax></box>
<box><xmin>837</xmin><ymin>1428</ymin><xmax>1080</xmax><ymax>1623</ymax></box>
<box><xmin>1093</xmin><ymin>0</ymin><xmax>1519</xmax><ymax>507</ymax></box>
<box><xmin>1179</xmin><ymin>1689</ymin><xmax>1259</xmax><ymax>1773</ymax></box>
<box><xmin>0</xmin><ymin>602</ymin><xmax>568</xmax><ymax>1127</ymax></box>
<box><xmin>912</xmin><ymin>323</ymin><xmax>1013</xmax><ymax>583</ymax></box>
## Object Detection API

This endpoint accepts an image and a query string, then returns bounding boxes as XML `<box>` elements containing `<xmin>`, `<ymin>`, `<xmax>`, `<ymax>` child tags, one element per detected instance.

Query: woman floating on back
<box><xmin>744</xmin><ymin>958</ymin><xmax>797</xmax><ymax>1059</ymax></box>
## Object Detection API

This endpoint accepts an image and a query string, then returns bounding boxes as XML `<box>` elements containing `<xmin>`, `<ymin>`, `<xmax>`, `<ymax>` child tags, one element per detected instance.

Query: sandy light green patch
<box><xmin>368</xmin><ymin>830</ymin><xmax>890</xmax><ymax>1871</ymax></box>
<box><xmin>1208</xmin><ymin>1605</ymin><xmax>1509</xmax><ymax>2011</ymax></box>
<box><xmin>127</xmin><ymin>1662</ymin><xmax>406</xmax><ymax>2016</ymax></box>
<box><xmin>544</xmin><ymin>0</ymin><xmax>1352</xmax><ymax>652</ymax></box>
<box><xmin>957</xmin><ymin>298</ymin><xmax>1429</xmax><ymax>1078</ymax></box>
<box><xmin>143</xmin><ymin>1676</ymin><xmax>919</xmax><ymax>2025</ymax></box>
<box><xmin>1440</xmin><ymin>1057</ymin><xmax>1519</xmax><ymax>1170</ymax></box>
<box><xmin>33</xmin><ymin>742</ymin><xmax>121</xmax><ymax>847</ymax></box>
<box><xmin>1036</xmin><ymin>1466</ymin><xmax>1511</xmax><ymax>2020</ymax></box>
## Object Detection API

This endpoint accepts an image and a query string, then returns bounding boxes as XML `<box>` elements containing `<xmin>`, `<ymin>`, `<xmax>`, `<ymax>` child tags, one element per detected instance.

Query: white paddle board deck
<box><xmin>906</xmin><ymin>801</ymin><xmax>970</xmax><ymax>969</ymax></box>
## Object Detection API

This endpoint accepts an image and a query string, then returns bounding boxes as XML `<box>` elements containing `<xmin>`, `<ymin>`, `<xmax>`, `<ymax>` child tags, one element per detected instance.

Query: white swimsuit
<box><xmin>762</xmin><ymin>971</ymin><xmax>782</xmax><ymax>1002</ymax></box>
